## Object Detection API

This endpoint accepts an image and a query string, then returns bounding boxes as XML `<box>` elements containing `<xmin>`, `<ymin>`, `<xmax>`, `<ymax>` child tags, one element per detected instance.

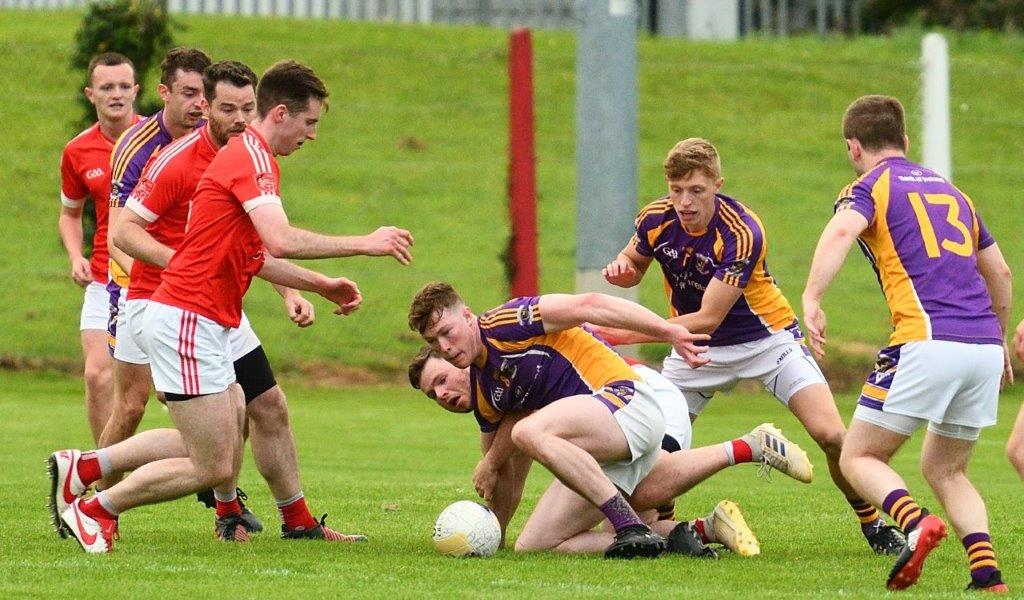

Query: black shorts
<box><xmin>233</xmin><ymin>345</ymin><xmax>277</xmax><ymax>404</ymax></box>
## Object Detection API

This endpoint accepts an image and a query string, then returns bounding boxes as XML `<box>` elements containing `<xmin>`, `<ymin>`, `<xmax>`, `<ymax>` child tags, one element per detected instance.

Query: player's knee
<box><xmin>513</xmin><ymin>533</ymin><xmax>550</xmax><ymax>552</ymax></box>
<box><xmin>920</xmin><ymin>458</ymin><xmax>960</xmax><ymax>487</ymax></box>
<box><xmin>510</xmin><ymin>419</ymin><xmax>543</xmax><ymax>454</ymax></box>
<box><xmin>246</xmin><ymin>386</ymin><xmax>289</xmax><ymax>429</ymax></box>
<box><xmin>1006</xmin><ymin>439</ymin><xmax>1024</xmax><ymax>474</ymax></box>
<box><xmin>812</xmin><ymin>428</ymin><xmax>845</xmax><ymax>460</ymax></box>
<box><xmin>83</xmin><ymin>361</ymin><xmax>111</xmax><ymax>394</ymax></box>
<box><xmin>200</xmin><ymin>457</ymin><xmax>236</xmax><ymax>489</ymax></box>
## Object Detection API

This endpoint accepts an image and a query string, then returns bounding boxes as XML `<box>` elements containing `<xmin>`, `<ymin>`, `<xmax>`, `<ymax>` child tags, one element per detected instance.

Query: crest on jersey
<box><xmin>517</xmin><ymin>304</ymin><xmax>534</xmax><ymax>326</ymax></box>
<box><xmin>133</xmin><ymin>177</ymin><xmax>155</xmax><ymax>203</ymax></box>
<box><xmin>255</xmin><ymin>172</ymin><xmax>277</xmax><ymax>195</ymax></box>
<box><xmin>725</xmin><ymin>258</ymin><xmax>750</xmax><ymax>277</ymax></box>
<box><xmin>694</xmin><ymin>253</ymin><xmax>714</xmax><ymax>275</ymax></box>
<box><xmin>834</xmin><ymin>196</ymin><xmax>854</xmax><ymax>213</ymax></box>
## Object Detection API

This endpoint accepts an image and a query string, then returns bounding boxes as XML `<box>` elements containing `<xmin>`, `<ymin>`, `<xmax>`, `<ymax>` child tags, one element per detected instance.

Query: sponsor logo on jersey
<box><xmin>255</xmin><ymin>172</ymin><xmax>277</xmax><ymax>195</ymax></box>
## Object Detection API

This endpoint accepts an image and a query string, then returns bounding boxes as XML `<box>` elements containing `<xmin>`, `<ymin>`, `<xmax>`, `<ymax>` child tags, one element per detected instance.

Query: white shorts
<box><xmin>119</xmin><ymin>299</ymin><xmax>262</xmax><ymax>365</ymax></box>
<box><xmin>661</xmin><ymin>327</ymin><xmax>826</xmax><ymax>416</ymax></box>
<box><xmin>853</xmin><ymin>340</ymin><xmax>1002</xmax><ymax>441</ymax></box>
<box><xmin>643</xmin><ymin>366</ymin><xmax>692</xmax><ymax>451</ymax></box>
<box><xmin>79</xmin><ymin>281</ymin><xmax>111</xmax><ymax>331</ymax></box>
<box><xmin>600</xmin><ymin>365</ymin><xmax>667</xmax><ymax>495</ymax></box>
<box><xmin>140</xmin><ymin>301</ymin><xmax>235</xmax><ymax>396</ymax></box>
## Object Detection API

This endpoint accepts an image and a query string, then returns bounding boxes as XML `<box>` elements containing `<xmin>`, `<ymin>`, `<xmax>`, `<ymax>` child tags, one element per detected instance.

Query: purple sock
<box><xmin>599</xmin><ymin>493</ymin><xmax>643</xmax><ymax>532</ymax></box>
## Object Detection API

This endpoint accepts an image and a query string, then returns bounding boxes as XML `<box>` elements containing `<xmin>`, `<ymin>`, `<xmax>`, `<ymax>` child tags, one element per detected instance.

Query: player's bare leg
<box><xmin>244</xmin><ymin>384</ymin><xmax>366</xmax><ymax>541</ymax></box>
<box><xmin>510</xmin><ymin>395</ymin><xmax>664</xmax><ymax>558</ymax></box>
<box><xmin>212</xmin><ymin>384</ymin><xmax>251</xmax><ymax>541</ymax></box>
<box><xmin>81</xmin><ymin>330</ymin><xmax>113</xmax><ymax>445</ymax></box>
<box><xmin>514</xmin><ymin>479</ymin><xmax>604</xmax><ymax>552</ymax></box>
<box><xmin>840</xmin><ymin>419</ymin><xmax>946</xmax><ymax>590</ymax></box>
<box><xmin>1006</xmin><ymin>403</ymin><xmax>1024</xmax><ymax>479</ymax></box>
<box><xmin>920</xmin><ymin>431</ymin><xmax>1007</xmax><ymax>592</ymax></box>
<box><xmin>790</xmin><ymin>384</ymin><xmax>905</xmax><ymax>554</ymax></box>
<box><xmin>96</xmin><ymin>360</ymin><xmax>152</xmax><ymax>489</ymax></box>
<box><xmin>628</xmin><ymin>445</ymin><xmax>729</xmax><ymax>508</ymax></box>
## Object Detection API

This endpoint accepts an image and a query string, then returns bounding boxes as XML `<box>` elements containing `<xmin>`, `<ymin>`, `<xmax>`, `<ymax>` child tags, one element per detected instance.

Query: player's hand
<box><xmin>363</xmin><ymin>226</ymin><xmax>414</xmax><ymax>265</ymax></box>
<box><xmin>802</xmin><ymin>298</ymin><xmax>827</xmax><ymax>360</ymax></box>
<box><xmin>70</xmin><ymin>256</ymin><xmax>92</xmax><ymax>287</ymax></box>
<box><xmin>1013</xmin><ymin>319</ymin><xmax>1024</xmax><ymax>363</ymax></box>
<box><xmin>1002</xmin><ymin>343</ymin><xmax>1014</xmax><ymax>390</ymax></box>
<box><xmin>602</xmin><ymin>257</ymin><xmax>638</xmax><ymax>287</ymax></box>
<box><xmin>666</xmin><ymin>324</ymin><xmax>710</xmax><ymax>369</ymax></box>
<box><xmin>319</xmin><ymin>277</ymin><xmax>362</xmax><ymax>315</ymax></box>
<box><xmin>472</xmin><ymin>459</ymin><xmax>499</xmax><ymax>502</ymax></box>
<box><xmin>284</xmin><ymin>293</ymin><xmax>315</xmax><ymax>328</ymax></box>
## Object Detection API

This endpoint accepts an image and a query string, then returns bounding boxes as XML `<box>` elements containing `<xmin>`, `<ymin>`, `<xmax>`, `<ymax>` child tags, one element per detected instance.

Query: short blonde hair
<box><xmin>663</xmin><ymin>138</ymin><xmax>721</xmax><ymax>180</ymax></box>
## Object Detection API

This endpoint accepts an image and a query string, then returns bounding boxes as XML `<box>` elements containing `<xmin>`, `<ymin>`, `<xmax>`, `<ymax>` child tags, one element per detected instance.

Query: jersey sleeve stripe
<box><xmin>60</xmin><ymin>192</ymin><xmax>84</xmax><ymax>208</ymax></box>
<box><xmin>111</xmin><ymin>122</ymin><xmax>160</xmax><ymax>179</ymax></box>
<box><xmin>242</xmin><ymin>132</ymin><xmax>273</xmax><ymax>175</ymax></box>
<box><xmin>241</xmin><ymin>195</ymin><xmax>283</xmax><ymax>213</ymax></box>
<box><xmin>718</xmin><ymin>204</ymin><xmax>754</xmax><ymax>261</ymax></box>
<box><xmin>479</xmin><ymin>307</ymin><xmax>522</xmax><ymax>327</ymax></box>
<box><xmin>145</xmin><ymin>131</ymin><xmax>200</xmax><ymax>181</ymax></box>
<box><xmin>637</xmin><ymin>199</ymin><xmax>671</xmax><ymax>221</ymax></box>
<box><xmin>125</xmin><ymin>197</ymin><xmax>159</xmax><ymax>223</ymax></box>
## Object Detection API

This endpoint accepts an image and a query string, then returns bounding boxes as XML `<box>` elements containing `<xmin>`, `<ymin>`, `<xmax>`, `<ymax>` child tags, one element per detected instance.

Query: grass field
<box><xmin>1</xmin><ymin>371</ymin><xmax>1022</xmax><ymax>598</ymax></box>
<box><xmin>2</xmin><ymin>11</ymin><xmax>1024</xmax><ymax>376</ymax></box>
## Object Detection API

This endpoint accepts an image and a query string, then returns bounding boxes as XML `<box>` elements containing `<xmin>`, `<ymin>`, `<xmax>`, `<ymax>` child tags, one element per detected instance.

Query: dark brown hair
<box><xmin>842</xmin><ymin>95</ymin><xmax>907</xmax><ymax>152</ymax></box>
<box><xmin>203</xmin><ymin>60</ymin><xmax>258</xmax><ymax>102</ymax></box>
<box><xmin>256</xmin><ymin>60</ymin><xmax>329</xmax><ymax>118</ymax></box>
<box><xmin>408</xmin><ymin>282</ymin><xmax>464</xmax><ymax>335</ymax></box>
<box><xmin>87</xmin><ymin>52</ymin><xmax>134</xmax><ymax>86</ymax></box>
<box><xmin>408</xmin><ymin>345</ymin><xmax>443</xmax><ymax>390</ymax></box>
<box><xmin>159</xmin><ymin>47</ymin><xmax>212</xmax><ymax>87</ymax></box>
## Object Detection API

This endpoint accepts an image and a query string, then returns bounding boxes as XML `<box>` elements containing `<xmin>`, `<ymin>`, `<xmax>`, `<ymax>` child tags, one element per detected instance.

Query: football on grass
<box><xmin>432</xmin><ymin>500</ymin><xmax>501</xmax><ymax>557</ymax></box>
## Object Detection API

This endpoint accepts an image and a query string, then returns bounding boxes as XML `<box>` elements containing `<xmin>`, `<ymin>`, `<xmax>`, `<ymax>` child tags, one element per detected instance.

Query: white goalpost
<box><xmin>921</xmin><ymin>32</ymin><xmax>951</xmax><ymax>179</ymax></box>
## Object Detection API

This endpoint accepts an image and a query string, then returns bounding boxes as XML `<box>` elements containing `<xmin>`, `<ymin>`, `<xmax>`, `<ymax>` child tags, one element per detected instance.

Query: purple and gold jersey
<box><xmin>469</xmin><ymin>297</ymin><xmax>642</xmax><ymax>433</ymax></box>
<box><xmin>836</xmin><ymin>157</ymin><xmax>1001</xmax><ymax>346</ymax></box>
<box><xmin>633</xmin><ymin>194</ymin><xmax>796</xmax><ymax>347</ymax></box>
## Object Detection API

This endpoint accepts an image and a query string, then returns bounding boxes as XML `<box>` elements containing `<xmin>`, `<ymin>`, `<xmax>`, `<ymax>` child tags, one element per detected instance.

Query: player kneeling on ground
<box><xmin>409</xmin><ymin>283</ymin><xmax>812</xmax><ymax>557</ymax></box>
<box><xmin>410</xmin><ymin>345</ymin><xmax>816</xmax><ymax>557</ymax></box>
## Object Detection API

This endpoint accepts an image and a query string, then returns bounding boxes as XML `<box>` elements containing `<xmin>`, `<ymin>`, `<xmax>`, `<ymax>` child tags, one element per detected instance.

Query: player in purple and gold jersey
<box><xmin>803</xmin><ymin>95</ymin><xmax>1012</xmax><ymax>592</ymax></box>
<box><xmin>409</xmin><ymin>344</ymin><xmax>816</xmax><ymax>557</ymax></box>
<box><xmin>599</xmin><ymin>138</ymin><xmax>904</xmax><ymax>555</ymax></box>
<box><xmin>409</xmin><ymin>282</ymin><xmax>768</xmax><ymax>559</ymax></box>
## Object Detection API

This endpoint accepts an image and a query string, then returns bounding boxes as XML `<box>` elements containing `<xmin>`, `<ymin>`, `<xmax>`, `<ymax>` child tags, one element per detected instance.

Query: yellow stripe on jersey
<box><xmin>717</xmin><ymin>204</ymin><xmax>755</xmax><ymax>288</ymax></box>
<box><xmin>663</xmin><ymin>278</ymin><xmax>679</xmax><ymax>318</ymax></box>
<box><xmin>644</xmin><ymin>220</ymin><xmax>675</xmax><ymax>252</ymax></box>
<box><xmin>637</xmin><ymin>199</ymin><xmax>671</xmax><ymax>222</ymax></box>
<box><xmin>475</xmin><ymin>379</ymin><xmax>503</xmax><ymax>424</ymax></box>
<box><xmin>480</xmin><ymin>305</ymin><xmax>540</xmax><ymax>330</ymax></box>
<box><xmin>961</xmin><ymin>191</ymin><xmax>981</xmax><ymax>249</ymax></box>
<box><xmin>546</xmin><ymin>327</ymin><xmax>639</xmax><ymax>390</ymax></box>
<box><xmin>111</xmin><ymin>120</ymin><xmax>160</xmax><ymax>179</ymax></box>
<box><xmin>861</xmin><ymin>382</ymin><xmax>888</xmax><ymax>402</ymax></box>
<box><xmin>734</xmin><ymin>210</ymin><xmax>795</xmax><ymax>331</ymax></box>
<box><xmin>859</xmin><ymin>169</ymin><xmax>931</xmax><ymax>344</ymax></box>
<box><xmin>599</xmin><ymin>390</ymin><xmax>627</xmax><ymax>409</ymax></box>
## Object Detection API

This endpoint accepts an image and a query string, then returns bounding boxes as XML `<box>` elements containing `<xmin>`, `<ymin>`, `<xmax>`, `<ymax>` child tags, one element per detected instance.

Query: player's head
<box><xmin>409</xmin><ymin>346</ymin><xmax>473</xmax><ymax>413</ymax></box>
<box><xmin>256</xmin><ymin>60</ymin><xmax>329</xmax><ymax>156</ymax></box>
<box><xmin>158</xmin><ymin>47</ymin><xmax>212</xmax><ymax>131</ymax></box>
<box><xmin>663</xmin><ymin>138</ymin><xmax>724</xmax><ymax>233</ymax></box>
<box><xmin>842</xmin><ymin>95</ymin><xmax>909</xmax><ymax>174</ymax></box>
<box><xmin>203</xmin><ymin>60</ymin><xmax>258</xmax><ymax>147</ymax></box>
<box><xmin>84</xmin><ymin>52</ymin><xmax>138</xmax><ymax>122</ymax></box>
<box><xmin>408</xmin><ymin>282</ymin><xmax>480</xmax><ymax>369</ymax></box>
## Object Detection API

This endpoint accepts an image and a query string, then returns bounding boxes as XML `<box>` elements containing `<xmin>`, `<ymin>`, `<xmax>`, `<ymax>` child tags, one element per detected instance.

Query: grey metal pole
<box><xmin>574</xmin><ymin>0</ymin><xmax>638</xmax><ymax>303</ymax></box>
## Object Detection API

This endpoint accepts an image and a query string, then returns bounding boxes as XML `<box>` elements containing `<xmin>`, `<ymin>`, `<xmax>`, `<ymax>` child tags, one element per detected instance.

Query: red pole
<box><xmin>508</xmin><ymin>27</ymin><xmax>538</xmax><ymax>298</ymax></box>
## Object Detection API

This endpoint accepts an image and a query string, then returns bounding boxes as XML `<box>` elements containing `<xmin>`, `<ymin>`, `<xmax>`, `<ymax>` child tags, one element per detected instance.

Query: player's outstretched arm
<box><xmin>270</xmin><ymin>283</ymin><xmax>315</xmax><ymax>328</ymax></box>
<box><xmin>112</xmin><ymin>209</ymin><xmax>174</xmax><ymax>268</ymax></box>
<box><xmin>257</xmin><ymin>254</ymin><xmax>361</xmax><ymax>315</ymax></box>
<box><xmin>538</xmin><ymin>293</ymin><xmax>709</xmax><ymax>367</ymax></box>
<box><xmin>801</xmin><ymin>209</ymin><xmax>869</xmax><ymax>359</ymax></box>
<box><xmin>602</xmin><ymin>243</ymin><xmax>652</xmax><ymax>288</ymax></box>
<box><xmin>57</xmin><ymin>205</ymin><xmax>92</xmax><ymax>287</ymax></box>
<box><xmin>977</xmin><ymin>243</ymin><xmax>1013</xmax><ymax>386</ymax></box>
<box><xmin>249</xmin><ymin>203</ymin><xmax>413</xmax><ymax>263</ymax></box>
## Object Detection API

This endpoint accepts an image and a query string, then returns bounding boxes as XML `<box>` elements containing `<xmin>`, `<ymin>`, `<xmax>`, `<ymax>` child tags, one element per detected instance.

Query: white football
<box><xmin>433</xmin><ymin>500</ymin><xmax>501</xmax><ymax>557</ymax></box>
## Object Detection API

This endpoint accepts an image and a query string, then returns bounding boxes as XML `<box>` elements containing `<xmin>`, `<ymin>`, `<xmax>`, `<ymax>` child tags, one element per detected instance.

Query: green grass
<box><xmin>2</xmin><ymin>11</ymin><xmax>1024</xmax><ymax>376</ymax></box>
<box><xmin>1</xmin><ymin>371</ymin><xmax>1022</xmax><ymax>597</ymax></box>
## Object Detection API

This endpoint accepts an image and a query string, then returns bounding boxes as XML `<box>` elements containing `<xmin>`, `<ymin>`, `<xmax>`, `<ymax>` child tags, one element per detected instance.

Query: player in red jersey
<box><xmin>50</xmin><ymin>60</ymin><xmax>413</xmax><ymax>553</ymax></box>
<box><xmin>58</xmin><ymin>53</ymin><xmax>139</xmax><ymax>444</ymax></box>
<box><xmin>110</xmin><ymin>60</ymin><xmax>401</xmax><ymax>541</ymax></box>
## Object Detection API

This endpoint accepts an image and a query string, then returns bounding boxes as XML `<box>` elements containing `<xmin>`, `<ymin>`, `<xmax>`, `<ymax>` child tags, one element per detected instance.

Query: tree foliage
<box><xmin>864</xmin><ymin>0</ymin><xmax>1024</xmax><ymax>32</ymax></box>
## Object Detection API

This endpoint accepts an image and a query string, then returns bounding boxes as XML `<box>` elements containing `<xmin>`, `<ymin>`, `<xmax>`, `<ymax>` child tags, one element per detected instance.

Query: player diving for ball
<box><xmin>407</xmin><ymin>282</ymin><xmax>814</xmax><ymax>557</ymax></box>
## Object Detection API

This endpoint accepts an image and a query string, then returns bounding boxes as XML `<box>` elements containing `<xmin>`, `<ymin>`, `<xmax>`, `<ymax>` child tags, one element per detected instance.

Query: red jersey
<box><xmin>60</xmin><ymin>123</ymin><xmax>120</xmax><ymax>283</ymax></box>
<box><xmin>151</xmin><ymin>127</ymin><xmax>281</xmax><ymax>327</ymax></box>
<box><xmin>125</xmin><ymin>126</ymin><xmax>218</xmax><ymax>301</ymax></box>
